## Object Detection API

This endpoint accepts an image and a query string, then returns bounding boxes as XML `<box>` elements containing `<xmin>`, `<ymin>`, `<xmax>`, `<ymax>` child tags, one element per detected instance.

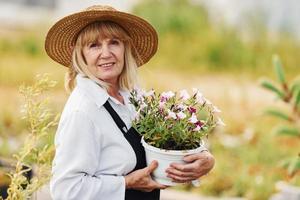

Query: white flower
<box><xmin>196</xmin><ymin>93</ymin><xmax>205</xmax><ymax>104</ymax></box>
<box><xmin>216</xmin><ymin>117</ymin><xmax>226</xmax><ymax>126</ymax></box>
<box><xmin>212</xmin><ymin>105</ymin><xmax>221</xmax><ymax>113</ymax></box>
<box><xmin>189</xmin><ymin>113</ymin><xmax>198</xmax><ymax>123</ymax></box>
<box><xmin>161</xmin><ymin>91</ymin><xmax>175</xmax><ymax>100</ymax></box>
<box><xmin>135</xmin><ymin>88</ymin><xmax>145</xmax><ymax>101</ymax></box>
<box><xmin>179</xmin><ymin>89</ymin><xmax>190</xmax><ymax>100</ymax></box>
<box><xmin>167</xmin><ymin>110</ymin><xmax>177</xmax><ymax>119</ymax></box>
<box><xmin>177</xmin><ymin>111</ymin><xmax>186</xmax><ymax>119</ymax></box>
<box><xmin>192</xmin><ymin>88</ymin><xmax>199</xmax><ymax>93</ymax></box>
<box><xmin>205</xmin><ymin>98</ymin><xmax>212</xmax><ymax>105</ymax></box>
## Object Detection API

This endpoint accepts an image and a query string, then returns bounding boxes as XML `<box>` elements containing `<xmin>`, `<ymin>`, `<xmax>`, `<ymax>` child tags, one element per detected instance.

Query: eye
<box><xmin>110</xmin><ymin>39</ymin><xmax>121</xmax><ymax>45</ymax></box>
<box><xmin>88</xmin><ymin>42</ymin><xmax>99</xmax><ymax>48</ymax></box>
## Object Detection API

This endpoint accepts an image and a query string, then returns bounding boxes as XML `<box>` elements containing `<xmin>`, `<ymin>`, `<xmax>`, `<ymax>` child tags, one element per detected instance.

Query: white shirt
<box><xmin>50</xmin><ymin>75</ymin><xmax>137</xmax><ymax>200</ymax></box>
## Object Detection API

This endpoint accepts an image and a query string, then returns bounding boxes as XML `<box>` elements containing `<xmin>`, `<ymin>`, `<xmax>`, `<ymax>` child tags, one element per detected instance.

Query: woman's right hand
<box><xmin>125</xmin><ymin>160</ymin><xmax>168</xmax><ymax>192</ymax></box>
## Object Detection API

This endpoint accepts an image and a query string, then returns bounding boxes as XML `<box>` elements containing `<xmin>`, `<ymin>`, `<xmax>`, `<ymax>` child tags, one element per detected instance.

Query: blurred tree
<box><xmin>133</xmin><ymin>0</ymin><xmax>209</xmax><ymax>36</ymax></box>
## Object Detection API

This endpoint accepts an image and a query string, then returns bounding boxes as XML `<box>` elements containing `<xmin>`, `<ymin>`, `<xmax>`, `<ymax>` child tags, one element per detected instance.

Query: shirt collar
<box><xmin>76</xmin><ymin>75</ymin><xmax>109</xmax><ymax>108</ymax></box>
<box><xmin>75</xmin><ymin>75</ymin><xmax>130</xmax><ymax>108</ymax></box>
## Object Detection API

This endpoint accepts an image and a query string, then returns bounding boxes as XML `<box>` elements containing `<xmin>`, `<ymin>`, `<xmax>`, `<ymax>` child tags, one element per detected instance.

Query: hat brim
<box><xmin>45</xmin><ymin>10</ymin><xmax>158</xmax><ymax>67</ymax></box>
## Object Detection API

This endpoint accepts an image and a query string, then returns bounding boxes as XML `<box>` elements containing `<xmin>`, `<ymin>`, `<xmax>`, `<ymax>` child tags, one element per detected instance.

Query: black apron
<box><xmin>103</xmin><ymin>101</ymin><xmax>160</xmax><ymax>200</ymax></box>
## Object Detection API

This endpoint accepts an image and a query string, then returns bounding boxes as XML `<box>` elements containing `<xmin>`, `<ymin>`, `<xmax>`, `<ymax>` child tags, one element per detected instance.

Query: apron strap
<box><xmin>103</xmin><ymin>100</ymin><xmax>160</xmax><ymax>200</ymax></box>
<box><xmin>103</xmin><ymin>101</ymin><xmax>128</xmax><ymax>134</ymax></box>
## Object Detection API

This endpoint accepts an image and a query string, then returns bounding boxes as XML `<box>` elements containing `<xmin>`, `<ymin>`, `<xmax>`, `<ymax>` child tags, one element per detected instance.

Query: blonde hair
<box><xmin>65</xmin><ymin>21</ymin><xmax>139</xmax><ymax>93</ymax></box>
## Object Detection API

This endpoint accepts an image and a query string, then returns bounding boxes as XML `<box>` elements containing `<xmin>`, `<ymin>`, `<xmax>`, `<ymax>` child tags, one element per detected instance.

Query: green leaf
<box><xmin>279</xmin><ymin>156</ymin><xmax>300</xmax><ymax>176</ymax></box>
<box><xmin>290</xmin><ymin>80</ymin><xmax>300</xmax><ymax>94</ymax></box>
<box><xmin>264</xmin><ymin>108</ymin><xmax>291</xmax><ymax>121</ymax></box>
<box><xmin>287</xmin><ymin>157</ymin><xmax>300</xmax><ymax>176</ymax></box>
<box><xmin>273</xmin><ymin>126</ymin><xmax>300</xmax><ymax>137</ymax></box>
<box><xmin>294</xmin><ymin>88</ymin><xmax>300</xmax><ymax>107</ymax></box>
<box><xmin>260</xmin><ymin>79</ymin><xmax>285</xmax><ymax>99</ymax></box>
<box><xmin>273</xmin><ymin>55</ymin><xmax>286</xmax><ymax>84</ymax></box>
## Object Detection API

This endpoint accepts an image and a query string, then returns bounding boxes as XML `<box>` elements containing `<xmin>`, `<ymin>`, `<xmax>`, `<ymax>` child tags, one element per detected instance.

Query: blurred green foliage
<box><xmin>261</xmin><ymin>55</ymin><xmax>300</xmax><ymax>176</ymax></box>
<box><xmin>0</xmin><ymin>0</ymin><xmax>299</xmax><ymax>86</ymax></box>
<box><xmin>133</xmin><ymin>0</ymin><xmax>300</xmax><ymax>76</ymax></box>
<box><xmin>0</xmin><ymin>34</ymin><xmax>43</xmax><ymax>57</ymax></box>
<box><xmin>133</xmin><ymin>0</ymin><xmax>209</xmax><ymax>35</ymax></box>
<box><xmin>3</xmin><ymin>74</ymin><xmax>58</xmax><ymax>199</ymax></box>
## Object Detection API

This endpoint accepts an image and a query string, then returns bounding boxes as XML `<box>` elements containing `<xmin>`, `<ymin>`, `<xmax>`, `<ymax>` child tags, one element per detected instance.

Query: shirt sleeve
<box><xmin>50</xmin><ymin>111</ymin><xmax>125</xmax><ymax>200</ymax></box>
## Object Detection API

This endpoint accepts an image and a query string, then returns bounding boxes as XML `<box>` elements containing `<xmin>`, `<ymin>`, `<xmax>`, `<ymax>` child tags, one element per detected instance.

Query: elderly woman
<box><xmin>45</xmin><ymin>5</ymin><xmax>214</xmax><ymax>200</ymax></box>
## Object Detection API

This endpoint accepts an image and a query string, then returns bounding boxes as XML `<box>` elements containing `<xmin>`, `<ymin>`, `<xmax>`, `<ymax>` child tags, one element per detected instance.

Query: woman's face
<box><xmin>82</xmin><ymin>37</ymin><xmax>125</xmax><ymax>85</ymax></box>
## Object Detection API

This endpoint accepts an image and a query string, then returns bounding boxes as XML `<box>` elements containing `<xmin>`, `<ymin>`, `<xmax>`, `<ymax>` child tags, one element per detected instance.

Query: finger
<box><xmin>183</xmin><ymin>153</ymin><xmax>202</xmax><ymax>163</ymax></box>
<box><xmin>170</xmin><ymin>162</ymin><xmax>197</xmax><ymax>172</ymax></box>
<box><xmin>183</xmin><ymin>151</ymin><xmax>211</xmax><ymax>163</ymax></box>
<box><xmin>154</xmin><ymin>183</ymin><xmax>168</xmax><ymax>189</ymax></box>
<box><xmin>167</xmin><ymin>173</ymin><xmax>194</xmax><ymax>183</ymax></box>
<box><xmin>146</xmin><ymin>160</ymin><xmax>158</xmax><ymax>174</ymax></box>
<box><xmin>150</xmin><ymin>179</ymin><xmax>168</xmax><ymax>189</ymax></box>
<box><xmin>165</xmin><ymin>167</ymin><xmax>195</xmax><ymax>177</ymax></box>
<box><xmin>183</xmin><ymin>154</ymin><xmax>200</xmax><ymax>163</ymax></box>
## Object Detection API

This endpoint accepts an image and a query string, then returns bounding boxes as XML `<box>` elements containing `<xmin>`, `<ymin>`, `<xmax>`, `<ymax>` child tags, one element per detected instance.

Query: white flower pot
<box><xmin>141</xmin><ymin>137</ymin><xmax>206</xmax><ymax>186</ymax></box>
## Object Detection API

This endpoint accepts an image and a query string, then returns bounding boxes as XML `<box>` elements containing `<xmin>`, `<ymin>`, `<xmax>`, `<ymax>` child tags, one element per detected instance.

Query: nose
<box><xmin>100</xmin><ymin>43</ymin><xmax>111</xmax><ymax>58</ymax></box>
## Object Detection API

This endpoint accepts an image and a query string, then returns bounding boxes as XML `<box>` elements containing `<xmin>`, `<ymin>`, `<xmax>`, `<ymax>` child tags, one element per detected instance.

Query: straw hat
<box><xmin>45</xmin><ymin>5</ymin><xmax>158</xmax><ymax>67</ymax></box>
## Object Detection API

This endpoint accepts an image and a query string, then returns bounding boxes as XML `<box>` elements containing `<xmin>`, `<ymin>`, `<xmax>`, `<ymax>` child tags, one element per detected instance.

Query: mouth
<box><xmin>98</xmin><ymin>62</ymin><xmax>115</xmax><ymax>68</ymax></box>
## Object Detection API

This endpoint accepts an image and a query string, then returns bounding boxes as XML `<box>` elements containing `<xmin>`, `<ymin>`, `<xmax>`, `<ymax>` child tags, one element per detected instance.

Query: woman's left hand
<box><xmin>165</xmin><ymin>151</ymin><xmax>215</xmax><ymax>183</ymax></box>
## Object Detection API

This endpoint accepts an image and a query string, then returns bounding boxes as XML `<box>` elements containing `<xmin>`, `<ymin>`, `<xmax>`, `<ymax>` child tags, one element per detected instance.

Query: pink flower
<box><xmin>192</xmin><ymin>120</ymin><xmax>203</xmax><ymax>131</ymax></box>
<box><xmin>160</xmin><ymin>96</ymin><xmax>167</xmax><ymax>102</ymax></box>
<box><xmin>134</xmin><ymin>88</ymin><xmax>146</xmax><ymax>101</ymax></box>
<box><xmin>204</xmin><ymin>98</ymin><xmax>212</xmax><ymax>105</ymax></box>
<box><xmin>189</xmin><ymin>113</ymin><xmax>198</xmax><ymax>123</ymax></box>
<box><xmin>159</xmin><ymin>101</ymin><xmax>166</xmax><ymax>108</ymax></box>
<box><xmin>193</xmin><ymin>125</ymin><xmax>201</xmax><ymax>131</ymax></box>
<box><xmin>196</xmin><ymin>93</ymin><xmax>205</xmax><ymax>104</ymax></box>
<box><xmin>192</xmin><ymin>88</ymin><xmax>199</xmax><ymax>93</ymax></box>
<box><xmin>187</xmin><ymin>107</ymin><xmax>197</xmax><ymax>114</ymax></box>
<box><xmin>177</xmin><ymin>111</ymin><xmax>186</xmax><ymax>119</ymax></box>
<box><xmin>195</xmin><ymin>120</ymin><xmax>204</xmax><ymax>127</ymax></box>
<box><xmin>177</xmin><ymin>103</ymin><xmax>187</xmax><ymax>111</ymax></box>
<box><xmin>167</xmin><ymin>110</ymin><xmax>177</xmax><ymax>119</ymax></box>
<box><xmin>161</xmin><ymin>91</ymin><xmax>175</xmax><ymax>100</ymax></box>
<box><xmin>179</xmin><ymin>90</ymin><xmax>190</xmax><ymax>100</ymax></box>
<box><xmin>192</xmin><ymin>88</ymin><xmax>206</xmax><ymax>104</ymax></box>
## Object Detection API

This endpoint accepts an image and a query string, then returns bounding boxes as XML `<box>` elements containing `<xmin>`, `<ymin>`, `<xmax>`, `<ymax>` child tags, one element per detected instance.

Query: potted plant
<box><xmin>129</xmin><ymin>88</ymin><xmax>224</xmax><ymax>185</ymax></box>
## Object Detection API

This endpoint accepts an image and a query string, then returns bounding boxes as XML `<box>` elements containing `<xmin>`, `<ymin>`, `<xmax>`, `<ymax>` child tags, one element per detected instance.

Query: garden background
<box><xmin>0</xmin><ymin>0</ymin><xmax>299</xmax><ymax>199</ymax></box>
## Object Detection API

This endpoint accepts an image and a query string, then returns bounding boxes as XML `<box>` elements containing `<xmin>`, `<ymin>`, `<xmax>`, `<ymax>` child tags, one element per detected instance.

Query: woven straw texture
<box><xmin>45</xmin><ymin>5</ymin><xmax>158</xmax><ymax>67</ymax></box>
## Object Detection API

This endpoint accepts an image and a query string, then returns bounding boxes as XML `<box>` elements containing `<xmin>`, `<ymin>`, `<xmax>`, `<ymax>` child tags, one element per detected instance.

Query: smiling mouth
<box><xmin>98</xmin><ymin>62</ymin><xmax>115</xmax><ymax>68</ymax></box>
